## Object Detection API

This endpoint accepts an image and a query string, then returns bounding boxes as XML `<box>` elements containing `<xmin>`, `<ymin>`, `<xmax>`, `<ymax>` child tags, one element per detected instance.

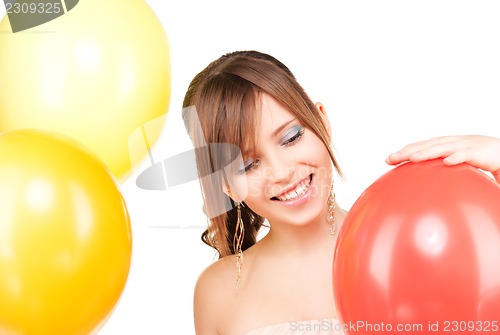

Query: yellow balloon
<box><xmin>0</xmin><ymin>129</ymin><xmax>132</xmax><ymax>335</ymax></box>
<box><xmin>0</xmin><ymin>0</ymin><xmax>171</xmax><ymax>181</ymax></box>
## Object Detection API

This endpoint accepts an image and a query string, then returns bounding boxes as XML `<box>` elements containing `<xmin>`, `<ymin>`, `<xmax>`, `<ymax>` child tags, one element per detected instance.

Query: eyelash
<box><xmin>238</xmin><ymin>158</ymin><xmax>260</xmax><ymax>175</ymax></box>
<box><xmin>238</xmin><ymin>126</ymin><xmax>305</xmax><ymax>174</ymax></box>
<box><xmin>281</xmin><ymin>125</ymin><xmax>305</xmax><ymax>146</ymax></box>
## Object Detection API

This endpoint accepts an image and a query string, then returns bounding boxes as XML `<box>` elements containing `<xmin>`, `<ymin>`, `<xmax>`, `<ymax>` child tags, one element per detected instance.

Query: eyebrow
<box><xmin>273</xmin><ymin>118</ymin><xmax>296</xmax><ymax>137</ymax></box>
<box><xmin>241</xmin><ymin>118</ymin><xmax>297</xmax><ymax>157</ymax></box>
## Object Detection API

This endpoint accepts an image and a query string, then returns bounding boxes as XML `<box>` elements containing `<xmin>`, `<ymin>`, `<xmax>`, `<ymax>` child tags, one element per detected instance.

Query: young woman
<box><xmin>182</xmin><ymin>50</ymin><xmax>500</xmax><ymax>335</ymax></box>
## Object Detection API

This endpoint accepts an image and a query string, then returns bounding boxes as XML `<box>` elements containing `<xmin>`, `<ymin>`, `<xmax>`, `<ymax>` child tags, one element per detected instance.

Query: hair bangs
<box><xmin>201</xmin><ymin>73</ymin><xmax>261</xmax><ymax>172</ymax></box>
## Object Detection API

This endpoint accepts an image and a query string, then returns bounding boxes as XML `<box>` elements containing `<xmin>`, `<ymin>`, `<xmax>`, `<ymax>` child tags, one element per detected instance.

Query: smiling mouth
<box><xmin>271</xmin><ymin>174</ymin><xmax>313</xmax><ymax>202</ymax></box>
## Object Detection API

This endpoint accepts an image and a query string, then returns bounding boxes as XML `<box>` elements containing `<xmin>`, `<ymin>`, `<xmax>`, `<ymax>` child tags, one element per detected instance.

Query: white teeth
<box><xmin>277</xmin><ymin>177</ymin><xmax>311</xmax><ymax>202</ymax></box>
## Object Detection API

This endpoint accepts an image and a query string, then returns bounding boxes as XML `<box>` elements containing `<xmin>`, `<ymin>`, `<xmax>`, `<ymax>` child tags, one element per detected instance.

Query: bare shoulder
<box><xmin>195</xmin><ymin>255</ymin><xmax>237</xmax><ymax>297</ymax></box>
<box><xmin>193</xmin><ymin>255</ymin><xmax>237</xmax><ymax>334</ymax></box>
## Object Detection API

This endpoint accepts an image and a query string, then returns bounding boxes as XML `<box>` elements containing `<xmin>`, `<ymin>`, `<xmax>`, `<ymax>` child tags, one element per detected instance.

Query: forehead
<box><xmin>238</xmin><ymin>93</ymin><xmax>296</xmax><ymax>158</ymax></box>
<box><xmin>257</xmin><ymin>94</ymin><xmax>296</xmax><ymax>136</ymax></box>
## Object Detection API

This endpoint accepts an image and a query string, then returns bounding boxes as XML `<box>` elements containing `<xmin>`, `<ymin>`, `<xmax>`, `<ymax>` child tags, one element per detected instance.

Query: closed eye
<box><xmin>281</xmin><ymin>125</ymin><xmax>305</xmax><ymax>146</ymax></box>
<box><xmin>237</xmin><ymin>158</ymin><xmax>260</xmax><ymax>175</ymax></box>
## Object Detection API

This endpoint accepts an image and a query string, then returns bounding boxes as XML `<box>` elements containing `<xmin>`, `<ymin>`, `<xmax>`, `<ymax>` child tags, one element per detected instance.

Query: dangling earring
<box><xmin>233</xmin><ymin>202</ymin><xmax>244</xmax><ymax>290</ymax></box>
<box><xmin>327</xmin><ymin>187</ymin><xmax>336</xmax><ymax>236</ymax></box>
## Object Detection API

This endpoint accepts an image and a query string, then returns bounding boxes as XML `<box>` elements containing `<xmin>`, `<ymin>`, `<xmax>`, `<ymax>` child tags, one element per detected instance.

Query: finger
<box><xmin>406</xmin><ymin>142</ymin><xmax>469</xmax><ymax>162</ymax></box>
<box><xmin>386</xmin><ymin>137</ymin><xmax>460</xmax><ymax>164</ymax></box>
<box><xmin>443</xmin><ymin>151</ymin><xmax>468</xmax><ymax>165</ymax></box>
<box><xmin>385</xmin><ymin>151</ymin><xmax>409</xmax><ymax>165</ymax></box>
<box><xmin>387</xmin><ymin>143</ymin><xmax>469</xmax><ymax>165</ymax></box>
<box><xmin>444</xmin><ymin>148</ymin><xmax>493</xmax><ymax>171</ymax></box>
<box><xmin>397</xmin><ymin>136</ymin><xmax>461</xmax><ymax>155</ymax></box>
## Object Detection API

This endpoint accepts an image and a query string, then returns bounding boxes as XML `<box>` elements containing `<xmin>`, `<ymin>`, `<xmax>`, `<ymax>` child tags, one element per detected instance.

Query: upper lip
<box><xmin>271</xmin><ymin>175</ymin><xmax>311</xmax><ymax>199</ymax></box>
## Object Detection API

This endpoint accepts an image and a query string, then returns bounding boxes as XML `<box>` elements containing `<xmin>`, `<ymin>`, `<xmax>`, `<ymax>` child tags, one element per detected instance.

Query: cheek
<box><xmin>225</xmin><ymin>173</ymin><xmax>264</xmax><ymax>203</ymax></box>
<box><xmin>225</xmin><ymin>175</ymin><xmax>248</xmax><ymax>202</ymax></box>
<box><xmin>305</xmin><ymin>136</ymin><xmax>333</xmax><ymax>178</ymax></box>
<box><xmin>231</xmin><ymin>174</ymin><xmax>268</xmax><ymax>209</ymax></box>
<box><xmin>245</xmin><ymin>174</ymin><xmax>266</xmax><ymax>200</ymax></box>
<box><xmin>300</xmin><ymin>133</ymin><xmax>330</xmax><ymax>159</ymax></box>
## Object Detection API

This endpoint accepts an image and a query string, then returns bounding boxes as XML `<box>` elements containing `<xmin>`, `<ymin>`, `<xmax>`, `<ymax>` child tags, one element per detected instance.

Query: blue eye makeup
<box><xmin>235</xmin><ymin>125</ymin><xmax>304</xmax><ymax>175</ymax></box>
<box><xmin>281</xmin><ymin>125</ymin><xmax>305</xmax><ymax>146</ymax></box>
<box><xmin>237</xmin><ymin>158</ymin><xmax>260</xmax><ymax>175</ymax></box>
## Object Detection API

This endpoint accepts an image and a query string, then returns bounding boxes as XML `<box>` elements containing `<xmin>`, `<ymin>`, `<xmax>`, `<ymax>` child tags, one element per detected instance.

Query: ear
<box><xmin>222</xmin><ymin>179</ymin><xmax>242</xmax><ymax>203</ymax></box>
<box><xmin>222</xmin><ymin>181</ymin><xmax>231</xmax><ymax>198</ymax></box>
<box><xmin>315</xmin><ymin>102</ymin><xmax>331</xmax><ymax>137</ymax></box>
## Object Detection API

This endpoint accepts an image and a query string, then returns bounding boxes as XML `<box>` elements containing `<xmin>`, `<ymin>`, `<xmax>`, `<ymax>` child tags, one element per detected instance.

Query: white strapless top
<box><xmin>245</xmin><ymin>318</ymin><xmax>344</xmax><ymax>335</ymax></box>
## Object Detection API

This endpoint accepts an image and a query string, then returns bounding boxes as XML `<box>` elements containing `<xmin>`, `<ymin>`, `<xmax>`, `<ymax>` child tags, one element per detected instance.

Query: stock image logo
<box><xmin>3</xmin><ymin>0</ymin><xmax>79</xmax><ymax>32</ymax></box>
<box><xmin>131</xmin><ymin>109</ymin><xmax>247</xmax><ymax>226</ymax></box>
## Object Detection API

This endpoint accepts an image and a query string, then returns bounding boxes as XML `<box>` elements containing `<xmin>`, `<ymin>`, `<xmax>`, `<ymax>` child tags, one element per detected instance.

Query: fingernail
<box><xmin>385</xmin><ymin>154</ymin><xmax>397</xmax><ymax>164</ymax></box>
<box><xmin>444</xmin><ymin>156</ymin><xmax>457</xmax><ymax>164</ymax></box>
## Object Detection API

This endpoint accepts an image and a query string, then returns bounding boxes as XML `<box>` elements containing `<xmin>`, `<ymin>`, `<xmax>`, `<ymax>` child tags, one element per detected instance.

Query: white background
<box><xmin>2</xmin><ymin>1</ymin><xmax>500</xmax><ymax>334</ymax></box>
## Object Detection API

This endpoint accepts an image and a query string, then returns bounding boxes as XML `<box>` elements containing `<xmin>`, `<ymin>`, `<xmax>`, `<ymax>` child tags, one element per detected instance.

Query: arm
<box><xmin>385</xmin><ymin>135</ymin><xmax>500</xmax><ymax>184</ymax></box>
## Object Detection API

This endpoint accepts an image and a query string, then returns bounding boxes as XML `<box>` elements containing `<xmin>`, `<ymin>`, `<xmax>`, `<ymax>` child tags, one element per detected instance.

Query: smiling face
<box><xmin>183</xmin><ymin>51</ymin><xmax>341</xmax><ymax>256</ymax></box>
<box><xmin>226</xmin><ymin>93</ymin><xmax>333</xmax><ymax>228</ymax></box>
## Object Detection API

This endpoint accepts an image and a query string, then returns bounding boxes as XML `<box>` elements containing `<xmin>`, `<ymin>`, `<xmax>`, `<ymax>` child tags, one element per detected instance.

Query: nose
<box><xmin>263</xmin><ymin>152</ymin><xmax>293</xmax><ymax>184</ymax></box>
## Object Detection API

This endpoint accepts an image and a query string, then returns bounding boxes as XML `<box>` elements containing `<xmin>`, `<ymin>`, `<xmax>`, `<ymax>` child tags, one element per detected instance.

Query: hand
<box><xmin>385</xmin><ymin>135</ymin><xmax>500</xmax><ymax>184</ymax></box>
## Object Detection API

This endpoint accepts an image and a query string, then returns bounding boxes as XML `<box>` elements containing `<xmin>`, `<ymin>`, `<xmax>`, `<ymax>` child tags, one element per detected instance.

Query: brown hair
<box><xmin>182</xmin><ymin>50</ymin><xmax>341</xmax><ymax>258</ymax></box>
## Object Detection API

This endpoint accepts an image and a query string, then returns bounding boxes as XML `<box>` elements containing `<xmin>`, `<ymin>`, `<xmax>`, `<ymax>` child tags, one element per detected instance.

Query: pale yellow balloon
<box><xmin>0</xmin><ymin>0</ymin><xmax>171</xmax><ymax>181</ymax></box>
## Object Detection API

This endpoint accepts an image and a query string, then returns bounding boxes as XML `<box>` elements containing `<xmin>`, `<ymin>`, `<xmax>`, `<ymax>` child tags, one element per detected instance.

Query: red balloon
<box><xmin>333</xmin><ymin>159</ymin><xmax>500</xmax><ymax>335</ymax></box>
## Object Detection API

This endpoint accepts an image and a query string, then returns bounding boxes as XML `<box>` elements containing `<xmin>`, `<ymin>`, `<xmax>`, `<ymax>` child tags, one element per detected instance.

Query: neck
<box><xmin>259</xmin><ymin>206</ymin><xmax>344</xmax><ymax>257</ymax></box>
